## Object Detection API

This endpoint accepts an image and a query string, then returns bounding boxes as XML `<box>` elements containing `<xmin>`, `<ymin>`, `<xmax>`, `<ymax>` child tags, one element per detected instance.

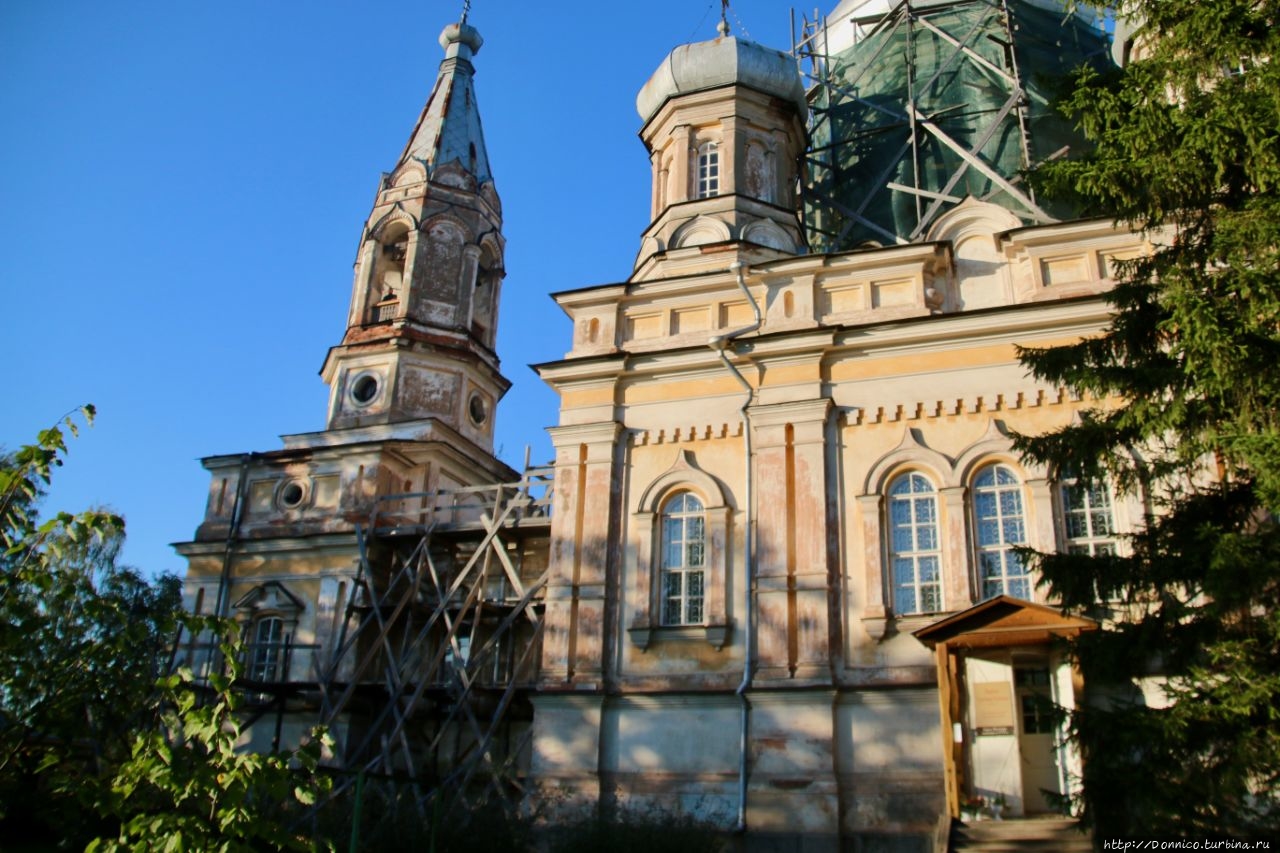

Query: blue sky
<box><xmin>0</xmin><ymin>1</ymin><xmax>799</xmax><ymax>578</ymax></box>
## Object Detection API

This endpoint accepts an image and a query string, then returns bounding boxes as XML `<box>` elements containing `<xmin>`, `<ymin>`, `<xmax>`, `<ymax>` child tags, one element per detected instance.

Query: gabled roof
<box><xmin>396</xmin><ymin>21</ymin><xmax>492</xmax><ymax>186</ymax></box>
<box><xmin>913</xmin><ymin>595</ymin><xmax>1097</xmax><ymax>650</ymax></box>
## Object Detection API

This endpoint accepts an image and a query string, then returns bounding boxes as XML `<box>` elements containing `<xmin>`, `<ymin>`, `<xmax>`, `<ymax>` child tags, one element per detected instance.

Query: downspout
<box><xmin>212</xmin><ymin>452</ymin><xmax>255</xmax><ymax>675</ymax></box>
<box><xmin>707</xmin><ymin>260</ymin><xmax>762</xmax><ymax>833</ymax></box>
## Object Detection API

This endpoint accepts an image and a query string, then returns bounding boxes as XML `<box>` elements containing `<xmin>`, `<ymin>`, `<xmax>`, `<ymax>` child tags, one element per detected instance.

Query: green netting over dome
<box><xmin>804</xmin><ymin>0</ymin><xmax>1113</xmax><ymax>252</ymax></box>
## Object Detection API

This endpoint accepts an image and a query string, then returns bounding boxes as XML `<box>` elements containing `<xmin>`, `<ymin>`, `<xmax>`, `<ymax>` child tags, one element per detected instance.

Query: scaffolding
<box><xmin>796</xmin><ymin>0</ymin><xmax>1113</xmax><ymax>253</ymax></box>
<box><xmin>318</xmin><ymin>468</ymin><xmax>552</xmax><ymax>821</ymax></box>
<box><xmin>186</xmin><ymin>467</ymin><xmax>558</xmax><ymax>830</ymax></box>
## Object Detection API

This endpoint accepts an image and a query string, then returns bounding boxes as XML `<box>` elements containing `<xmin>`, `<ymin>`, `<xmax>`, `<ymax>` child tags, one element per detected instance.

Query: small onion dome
<box><xmin>440</xmin><ymin>22</ymin><xmax>483</xmax><ymax>60</ymax></box>
<box><xmin>637</xmin><ymin>34</ymin><xmax>806</xmax><ymax>125</ymax></box>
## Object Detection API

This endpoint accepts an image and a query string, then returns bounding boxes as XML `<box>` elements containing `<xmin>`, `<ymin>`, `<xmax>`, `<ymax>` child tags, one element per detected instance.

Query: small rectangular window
<box><xmin>697</xmin><ymin>147</ymin><xmax>720</xmax><ymax>199</ymax></box>
<box><xmin>1060</xmin><ymin>478</ymin><xmax>1117</xmax><ymax>556</ymax></box>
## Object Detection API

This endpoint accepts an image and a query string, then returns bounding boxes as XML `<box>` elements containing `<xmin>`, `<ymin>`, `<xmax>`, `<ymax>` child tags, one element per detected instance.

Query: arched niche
<box><xmin>742</xmin><ymin>219</ymin><xmax>796</xmax><ymax>253</ymax></box>
<box><xmin>672</xmin><ymin>215</ymin><xmax>732</xmax><ymax>249</ymax></box>
<box><xmin>744</xmin><ymin>138</ymin><xmax>775</xmax><ymax>203</ymax></box>
<box><xmin>416</xmin><ymin>214</ymin><xmax>472</xmax><ymax>325</ymax></box>
<box><xmin>471</xmin><ymin>239</ymin><xmax>503</xmax><ymax>347</ymax></box>
<box><xmin>927</xmin><ymin>199</ymin><xmax>1021</xmax><ymax>312</ymax></box>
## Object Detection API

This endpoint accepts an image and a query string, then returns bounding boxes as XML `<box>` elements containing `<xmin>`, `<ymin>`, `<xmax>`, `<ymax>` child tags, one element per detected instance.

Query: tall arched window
<box><xmin>696</xmin><ymin>142</ymin><xmax>720</xmax><ymax>199</ymax></box>
<box><xmin>888</xmin><ymin>472</ymin><xmax>942</xmax><ymax>615</ymax></box>
<box><xmin>972</xmin><ymin>463</ymin><xmax>1031</xmax><ymax>599</ymax></box>
<box><xmin>661</xmin><ymin>492</ymin><xmax>706</xmax><ymax>625</ymax></box>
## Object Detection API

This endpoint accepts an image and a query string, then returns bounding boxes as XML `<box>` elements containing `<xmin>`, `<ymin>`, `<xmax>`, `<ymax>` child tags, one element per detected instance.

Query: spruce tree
<box><xmin>1017</xmin><ymin>0</ymin><xmax>1280</xmax><ymax>838</ymax></box>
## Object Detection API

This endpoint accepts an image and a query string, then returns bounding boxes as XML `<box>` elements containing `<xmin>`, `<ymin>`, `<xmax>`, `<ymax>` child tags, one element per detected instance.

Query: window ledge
<box><xmin>864</xmin><ymin>612</ymin><xmax>947</xmax><ymax>641</ymax></box>
<box><xmin>894</xmin><ymin>613</ymin><xmax>946</xmax><ymax>632</ymax></box>
<box><xmin>628</xmin><ymin>623</ymin><xmax>731</xmax><ymax>651</ymax></box>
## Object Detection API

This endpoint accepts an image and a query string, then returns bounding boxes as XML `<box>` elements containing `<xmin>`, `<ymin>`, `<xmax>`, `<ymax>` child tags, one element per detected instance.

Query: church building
<box><xmin>177</xmin><ymin>2</ymin><xmax>1144</xmax><ymax>849</ymax></box>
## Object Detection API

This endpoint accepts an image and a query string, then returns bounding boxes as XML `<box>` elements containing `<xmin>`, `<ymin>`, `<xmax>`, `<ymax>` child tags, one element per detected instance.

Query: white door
<box><xmin>1015</xmin><ymin>665</ymin><xmax>1062</xmax><ymax>813</ymax></box>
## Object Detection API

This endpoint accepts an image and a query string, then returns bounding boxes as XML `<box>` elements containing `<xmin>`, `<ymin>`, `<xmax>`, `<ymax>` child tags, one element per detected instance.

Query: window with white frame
<box><xmin>972</xmin><ymin>463</ymin><xmax>1032</xmax><ymax>599</ymax></box>
<box><xmin>696</xmin><ymin>143</ymin><xmax>720</xmax><ymax>199</ymax></box>
<box><xmin>661</xmin><ymin>492</ymin><xmax>706</xmax><ymax>625</ymax></box>
<box><xmin>888</xmin><ymin>472</ymin><xmax>943</xmax><ymax>615</ymax></box>
<box><xmin>1060</xmin><ymin>476</ymin><xmax>1117</xmax><ymax>555</ymax></box>
<box><xmin>248</xmin><ymin>616</ymin><xmax>287</xmax><ymax>682</ymax></box>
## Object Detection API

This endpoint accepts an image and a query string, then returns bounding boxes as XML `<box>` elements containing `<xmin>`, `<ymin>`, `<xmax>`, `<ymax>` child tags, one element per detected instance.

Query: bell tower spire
<box><xmin>321</xmin><ymin>17</ymin><xmax>507</xmax><ymax>458</ymax></box>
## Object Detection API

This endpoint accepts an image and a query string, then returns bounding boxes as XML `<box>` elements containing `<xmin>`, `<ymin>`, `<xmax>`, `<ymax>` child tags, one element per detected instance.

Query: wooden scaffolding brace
<box><xmin>305</xmin><ymin>467</ymin><xmax>554</xmax><ymax>824</ymax></box>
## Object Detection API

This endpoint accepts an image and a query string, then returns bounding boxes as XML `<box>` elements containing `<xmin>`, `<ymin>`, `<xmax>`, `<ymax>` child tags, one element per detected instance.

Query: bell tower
<box><xmin>321</xmin><ymin>19</ymin><xmax>508</xmax><ymax>455</ymax></box>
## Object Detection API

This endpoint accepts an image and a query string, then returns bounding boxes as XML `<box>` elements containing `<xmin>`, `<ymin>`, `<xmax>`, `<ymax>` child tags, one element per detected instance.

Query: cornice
<box><xmin>172</xmin><ymin>532</ymin><xmax>360</xmax><ymax>558</ymax></box>
<box><xmin>829</xmin><ymin>295</ymin><xmax>1111</xmax><ymax>359</ymax></box>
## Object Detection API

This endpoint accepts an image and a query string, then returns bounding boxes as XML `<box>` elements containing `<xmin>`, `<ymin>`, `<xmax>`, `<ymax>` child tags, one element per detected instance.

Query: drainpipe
<box><xmin>212</xmin><ymin>452</ymin><xmax>255</xmax><ymax>676</ymax></box>
<box><xmin>707</xmin><ymin>260</ymin><xmax>762</xmax><ymax>833</ymax></box>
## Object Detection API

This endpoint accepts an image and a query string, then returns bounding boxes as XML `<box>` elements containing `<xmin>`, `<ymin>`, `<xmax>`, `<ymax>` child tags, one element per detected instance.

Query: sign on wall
<box><xmin>973</xmin><ymin>681</ymin><xmax>1015</xmax><ymax>736</ymax></box>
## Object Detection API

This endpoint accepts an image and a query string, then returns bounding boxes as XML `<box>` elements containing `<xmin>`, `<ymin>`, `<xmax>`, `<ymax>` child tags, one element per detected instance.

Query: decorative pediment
<box><xmin>913</xmin><ymin>595</ymin><xmax>1097</xmax><ymax>650</ymax></box>
<box><xmin>863</xmin><ymin>426</ymin><xmax>955</xmax><ymax>492</ymax></box>
<box><xmin>635</xmin><ymin>449</ymin><xmax>732</xmax><ymax>513</ymax></box>
<box><xmin>232</xmin><ymin>581</ymin><xmax>305</xmax><ymax>616</ymax></box>
<box><xmin>369</xmin><ymin>204</ymin><xmax>419</xmax><ymax>240</ymax></box>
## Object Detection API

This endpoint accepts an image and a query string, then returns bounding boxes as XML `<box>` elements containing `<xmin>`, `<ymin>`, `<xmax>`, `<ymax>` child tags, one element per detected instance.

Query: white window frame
<box><xmin>972</xmin><ymin>463</ymin><xmax>1032</xmax><ymax>600</ymax></box>
<box><xmin>696</xmin><ymin>142</ymin><xmax>720</xmax><ymax>199</ymax></box>
<box><xmin>887</xmin><ymin>472</ymin><xmax>943</xmax><ymax>615</ymax></box>
<box><xmin>660</xmin><ymin>492</ymin><xmax>706</xmax><ymax>626</ymax></box>
<box><xmin>248</xmin><ymin>616</ymin><xmax>288</xmax><ymax>682</ymax></box>
<box><xmin>1059</xmin><ymin>476</ymin><xmax>1118</xmax><ymax>556</ymax></box>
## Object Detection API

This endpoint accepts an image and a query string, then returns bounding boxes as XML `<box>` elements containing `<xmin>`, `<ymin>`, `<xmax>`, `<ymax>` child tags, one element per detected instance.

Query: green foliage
<box><xmin>1020</xmin><ymin>0</ymin><xmax>1280</xmax><ymax>837</ymax></box>
<box><xmin>0</xmin><ymin>407</ymin><xmax>182</xmax><ymax>846</ymax></box>
<box><xmin>87</xmin><ymin>643</ymin><xmax>334</xmax><ymax>853</ymax></box>
<box><xmin>2</xmin><ymin>409</ymin><xmax>333</xmax><ymax>850</ymax></box>
<box><xmin>1</xmin><ymin>405</ymin><xmax>123</xmax><ymax>564</ymax></box>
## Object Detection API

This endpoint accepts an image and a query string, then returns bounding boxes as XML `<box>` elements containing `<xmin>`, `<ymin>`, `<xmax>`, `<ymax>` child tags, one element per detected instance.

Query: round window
<box><xmin>468</xmin><ymin>394</ymin><xmax>488</xmax><ymax>425</ymax></box>
<box><xmin>278</xmin><ymin>480</ymin><xmax>307</xmax><ymax>509</ymax></box>
<box><xmin>350</xmin><ymin>373</ymin><xmax>380</xmax><ymax>406</ymax></box>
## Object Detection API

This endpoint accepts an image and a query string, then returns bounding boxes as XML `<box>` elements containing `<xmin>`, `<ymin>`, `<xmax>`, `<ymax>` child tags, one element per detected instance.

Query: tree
<box><xmin>0</xmin><ymin>407</ymin><xmax>182</xmax><ymax>846</ymax></box>
<box><xmin>1019</xmin><ymin>0</ymin><xmax>1280</xmax><ymax>838</ymax></box>
<box><xmin>87</xmin><ymin>640</ymin><xmax>333</xmax><ymax>853</ymax></box>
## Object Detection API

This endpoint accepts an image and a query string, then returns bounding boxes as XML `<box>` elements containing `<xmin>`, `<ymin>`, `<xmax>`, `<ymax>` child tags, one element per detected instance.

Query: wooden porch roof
<box><xmin>912</xmin><ymin>595</ymin><xmax>1098</xmax><ymax>650</ymax></box>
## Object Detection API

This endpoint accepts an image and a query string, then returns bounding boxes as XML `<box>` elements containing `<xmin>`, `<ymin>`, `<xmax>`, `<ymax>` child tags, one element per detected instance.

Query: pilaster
<box><xmin>750</xmin><ymin>398</ymin><xmax>834</xmax><ymax>683</ymax></box>
<box><xmin>940</xmin><ymin>486</ymin><xmax>971</xmax><ymax>607</ymax></box>
<box><xmin>857</xmin><ymin>493</ymin><xmax>887</xmax><ymax>639</ymax></box>
<box><xmin>541</xmin><ymin>421</ymin><xmax>624</xmax><ymax>686</ymax></box>
<box><xmin>1026</xmin><ymin>477</ymin><xmax>1056</xmax><ymax>601</ymax></box>
<box><xmin>671</xmin><ymin>125</ymin><xmax>692</xmax><ymax>204</ymax></box>
<box><xmin>721</xmin><ymin>114</ymin><xmax>740</xmax><ymax>196</ymax></box>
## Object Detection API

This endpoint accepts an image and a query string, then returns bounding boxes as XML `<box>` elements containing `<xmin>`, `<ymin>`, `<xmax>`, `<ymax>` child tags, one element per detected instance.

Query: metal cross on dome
<box><xmin>460</xmin><ymin>0</ymin><xmax>471</xmax><ymax>24</ymax></box>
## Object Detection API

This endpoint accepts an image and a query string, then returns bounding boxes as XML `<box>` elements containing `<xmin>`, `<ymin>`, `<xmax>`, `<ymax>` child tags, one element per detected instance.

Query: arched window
<box><xmin>972</xmin><ymin>463</ymin><xmax>1031</xmax><ymax>599</ymax></box>
<box><xmin>696</xmin><ymin>142</ymin><xmax>720</xmax><ymax>199</ymax></box>
<box><xmin>369</xmin><ymin>230</ymin><xmax>408</xmax><ymax>323</ymax></box>
<box><xmin>660</xmin><ymin>492</ymin><xmax>706</xmax><ymax>625</ymax></box>
<box><xmin>248</xmin><ymin>616</ymin><xmax>287</xmax><ymax>682</ymax></box>
<box><xmin>1059</xmin><ymin>475</ymin><xmax>1117</xmax><ymax>556</ymax></box>
<box><xmin>887</xmin><ymin>472</ymin><xmax>942</xmax><ymax>615</ymax></box>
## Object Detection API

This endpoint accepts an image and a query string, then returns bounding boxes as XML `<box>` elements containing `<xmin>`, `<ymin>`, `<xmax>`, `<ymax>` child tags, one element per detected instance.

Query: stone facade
<box><xmin>177</xmin><ymin>8</ymin><xmax>1148</xmax><ymax>850</ymax></box>
<box><xmin>528</xmin><ymin>19</ymin><xmax>1147</xmax><ymax>851</ymax></box>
